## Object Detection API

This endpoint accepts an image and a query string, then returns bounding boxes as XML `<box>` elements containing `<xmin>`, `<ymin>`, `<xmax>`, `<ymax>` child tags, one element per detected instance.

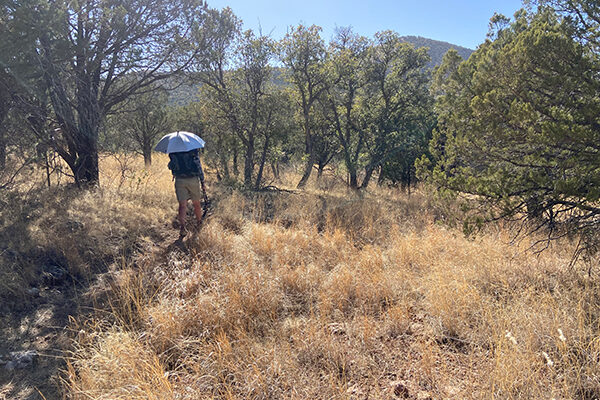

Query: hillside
<box><xmin>399</xmin><ymin>35</ymin><xmax>474</xmax><ymax>68</ymax></box>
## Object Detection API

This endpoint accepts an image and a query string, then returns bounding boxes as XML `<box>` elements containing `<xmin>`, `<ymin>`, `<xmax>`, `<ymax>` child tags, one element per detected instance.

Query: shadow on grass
<box><xmin>0</xmin><ymin>184</ymin><xmax>167</xmax><ymax>400</ymax></box>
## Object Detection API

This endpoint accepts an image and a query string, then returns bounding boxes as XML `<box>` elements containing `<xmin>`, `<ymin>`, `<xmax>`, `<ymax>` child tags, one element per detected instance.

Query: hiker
<box><xmin>168</xmin><ymin>148</ymin><xmax>207</xmax><ymax>237</ymax></box>
<box><xmin>154</xmin><ymin>131</ymin><xmax>208</xmax><ymax>237</ymax></box>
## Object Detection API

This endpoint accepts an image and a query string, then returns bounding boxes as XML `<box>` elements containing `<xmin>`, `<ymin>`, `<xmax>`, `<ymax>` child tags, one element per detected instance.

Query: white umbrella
<box><xmin>154</xmin><ymin>131</ymin><xmax>205</xmax><ymax>153</ymax></box>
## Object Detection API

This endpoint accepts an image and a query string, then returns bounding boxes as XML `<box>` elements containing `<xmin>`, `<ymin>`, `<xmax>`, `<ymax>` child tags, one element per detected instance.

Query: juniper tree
<box><xmin>360</xmin><ymin>31</ymin><xmax>433</xmax><ymax>189</ymax></box>
<box><xmin>112</xmin><ymin>89</ymin><xmax>171</xmax><ymax>167</ymax></box>
<box><xmin>322</xmin><ymin>27</ymin><xmax>370</xmax><ymax>190</ymax></box>
<box><xmin>419</xmin><ymin>9</ymin><xmax>600</xmax><ymax>251</ymax></box>
<box><xmin>0</xmin><ymin>0</ymin><xmax>206</xmax><ymax>186</ymax></box>
<box><xmin>279</xmin><ymin>25</ymin><xmax>329</xmax><ymax>188</ymax></box>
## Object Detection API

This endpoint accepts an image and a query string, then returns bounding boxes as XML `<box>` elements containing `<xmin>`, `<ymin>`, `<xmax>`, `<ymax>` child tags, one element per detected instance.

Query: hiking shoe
<box><xmin>179</xmin><ymin>227</ymin><xmax>188</xmax><ymax>238</ymax></box>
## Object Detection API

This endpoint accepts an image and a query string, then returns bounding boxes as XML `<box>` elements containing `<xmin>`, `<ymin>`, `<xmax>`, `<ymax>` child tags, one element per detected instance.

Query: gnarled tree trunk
<box><xmin>243</xmin><ymin>139</ymin><xmax>254</xmax><ymax>187</ymax></box>
<box><xmin>360</xmin><ymin>164</ymin><xmax>375</xmax><ymax>190</ymax></box>
<box><xmin>143</xmin><ymin>141</ymin><xmax>152</xmax><ymax>167</ymax></box>
<box><xmin>255</xmin><ymin>135</ymin><xmax>269</xmax><ymax>190</ymax></box>
<box><xmin>72</xmin><ymin>135</ymin><xmax>99</xmax><ymax>187</ymax></box>
<box><xmin>297</xmin><ymin>128</ymin><xmax>315</xmax><ymax>188</ymax></box>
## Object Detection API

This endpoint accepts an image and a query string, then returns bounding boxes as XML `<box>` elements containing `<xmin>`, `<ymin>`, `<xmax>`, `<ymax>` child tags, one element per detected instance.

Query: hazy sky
<box><xmin>205</xmin><ymin>0</ymin><xmax>526</xmax><ymax>49</ymax></box>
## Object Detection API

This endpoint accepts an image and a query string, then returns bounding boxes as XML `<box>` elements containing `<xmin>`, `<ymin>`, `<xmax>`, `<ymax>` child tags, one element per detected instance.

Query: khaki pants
<box><xmin>174</xmin><ymin>177</ymin><xmax>202</xmax><ymax>201</ymax></box>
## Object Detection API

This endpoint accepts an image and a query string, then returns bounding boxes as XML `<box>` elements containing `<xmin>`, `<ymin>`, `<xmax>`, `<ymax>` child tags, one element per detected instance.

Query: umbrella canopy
<box><xmin>154</xmin><ymin>131</ymin><xmax>205</xmax><ymax>154</ymax></box>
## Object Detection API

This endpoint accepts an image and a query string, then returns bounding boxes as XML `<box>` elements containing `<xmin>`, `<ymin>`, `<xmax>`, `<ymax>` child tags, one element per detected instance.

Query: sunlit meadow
<box><xmin>2</xmin><ymin>154</ymin><xmax>598</xmax><ymax>399</ymax></box>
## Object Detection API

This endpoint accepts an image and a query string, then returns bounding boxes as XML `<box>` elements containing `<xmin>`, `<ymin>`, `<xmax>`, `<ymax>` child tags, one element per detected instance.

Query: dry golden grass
<box><xmin>0</xmin><ymin>155</ymin><xmax>174</xmax><ymax>307</ymax></box>
<box><xmin>64</xmin><ymin>328</ymin><xmax>174</xmax><ymax>399</ymax></box>
<box><xmin>3</xmin><ymin>154</ymin><xmax>600</xmax><ymax>399</ymax></box>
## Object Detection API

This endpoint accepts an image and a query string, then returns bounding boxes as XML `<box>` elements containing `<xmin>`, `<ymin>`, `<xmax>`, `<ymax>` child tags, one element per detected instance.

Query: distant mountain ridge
<box><xmin>399</xmin><ymin>35</ymin><xmax>474</xmax><ymax>68</ymax></box>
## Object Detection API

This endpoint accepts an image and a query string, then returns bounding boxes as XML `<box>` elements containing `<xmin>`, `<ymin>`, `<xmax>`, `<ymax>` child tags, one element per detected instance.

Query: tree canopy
<box><xmin>420</xmin><ymin>7</ymin><xmax>600</xmax><ymax>250</ymax></box>
<box><xmin>0</xmin><ymin>0</ymin><xmax>206</xmax><ymax>186</ymax></box>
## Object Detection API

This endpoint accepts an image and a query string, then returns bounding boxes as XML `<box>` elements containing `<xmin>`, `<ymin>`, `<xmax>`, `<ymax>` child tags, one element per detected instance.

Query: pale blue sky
<box><xmin>205</xmin><ymin>0</ymin><xmax>526</xmax><ymax>49</ymax></box>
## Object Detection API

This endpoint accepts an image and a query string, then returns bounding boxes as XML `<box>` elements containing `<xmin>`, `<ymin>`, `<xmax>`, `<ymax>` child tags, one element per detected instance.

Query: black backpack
<box><xmin>168</xmin><ymin>150</ymin><xmax>202</xmax><ymax>177</ymax></box>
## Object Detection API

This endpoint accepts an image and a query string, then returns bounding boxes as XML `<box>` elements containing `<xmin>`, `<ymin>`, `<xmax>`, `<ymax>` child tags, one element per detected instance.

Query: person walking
<box><xmin>154</xmin><ymin>131</ymin><xmax>208</xmax><ymax>238</ymax></box>
<box><xmin>168</xmin><ymin>148</ymin><xmax>207</xmax><ymax>237</ymax></box>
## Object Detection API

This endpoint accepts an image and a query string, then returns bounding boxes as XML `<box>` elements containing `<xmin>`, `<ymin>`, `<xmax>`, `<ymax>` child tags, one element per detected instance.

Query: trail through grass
<box><xmin>1</xmin><ymin>154</ymin><xmax>599</xmax><ymax>399</ymax></box>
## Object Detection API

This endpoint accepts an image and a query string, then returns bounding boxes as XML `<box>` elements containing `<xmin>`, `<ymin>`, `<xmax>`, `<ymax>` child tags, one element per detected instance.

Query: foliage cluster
<box><xmin>419</xmin><ymin>2</ymin><xmax>600</xmax><ymax>250</ymax></box>
<box><xmin>0</xmin><ymin>0</ymin><xmax>441</xmax><ymax>192</ymax></box>
<box><xmin>181</xmin><ymin>12</ymin><xmax>436</xmax><ymax>190</ymax></box>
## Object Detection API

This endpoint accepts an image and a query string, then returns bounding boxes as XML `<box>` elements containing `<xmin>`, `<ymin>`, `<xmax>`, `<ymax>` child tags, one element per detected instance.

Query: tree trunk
<box><xmin>349</xmin><ymin>169</ymin><xmax>358</xmax><ymax>190</ymax></box>
<box><xmin>73</xmin><ymin>156</ymin><xmax>99</xmax><ymax>187</ymax></box>
<box><xmin>233</xmin><ymin>148</ymin><xmax>239</xmax><ymax>177</ymax></box>
<box><xmin>316</xmin><ymin>148</ymin><xmax>331</xmax><ymax>182</ymax></box>
<box><xmin>360</xmin><ymin>165</ymin><xmax>375</xmax><ymax>190</ymax></box>
<box><xmin>216</xmin><ymin>134</ymin><xmax>230</xmax><ymax>180</ymax></box>
<box><xmin>44</xmin><ymin>149</ymin><xmax>51</xmax><ymax>187</ymax></box>
<box><xmin>143</xmin><ymin>143</ymin><xmax>152</xmax><ymax>167</ymax></box>
<box><xmin>271</xmin><ymin>162</ymin><xmax>279</xmax><ymax>179</ymax></box>
<box><xmin>342</xmin><ymin>152</ymin><xmax>359</xmax><ymax>190</ymax></box>
<box><xmin>340</xmin><ymin>145</ymin><xmax>359</xmax><ymax>190</ymax></box>
<box><xmin>0</xmin><ymin>134</ymin><xmax>6</xmax><ymax>171</ymax></box>
<box><xmin>73</xmin><ymin>70</ymin><xmax>101</xmax><ymax>187</ymax></box>
<box><xmin>297</xmin><ymin>149</ymin><xmax>316</xmax><ymax>188</ymax></box>
<box><xmin>72</xmin><ymin>135</ymin><xmax>99</xmax><ymax>187</ymax></box>
<box><xmin>317</xmin><ymin>164</ymin><xmax>324</xmax><ymax>180</ymax></box>
<box><xmin>297</xmin><ymin>111</ymin><xmax>314</xmax><ymax>188</ymax></box>
<box><xmin>377</xmin><ymin>165</ymin><xmax>385</xmax><ymax>186</ymax></box>
<box><xmin>255</xmin><ymin>135</ymin><xmax>270</xmax><ymax>190</ymax></box>
<box><xmin>243</xmin><ymin>140</ymin><xmax>254</xmax><ymax>187</ymax></box>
